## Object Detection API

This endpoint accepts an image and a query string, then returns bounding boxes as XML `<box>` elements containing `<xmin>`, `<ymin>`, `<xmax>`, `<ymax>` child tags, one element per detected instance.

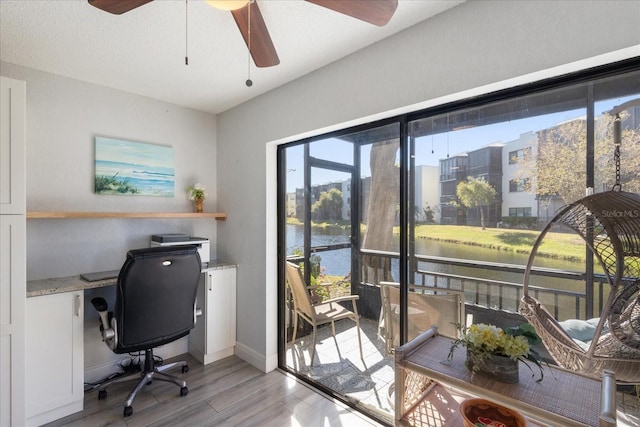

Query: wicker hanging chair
<box><xmin>520</xmin><ymin>190</ymin><xmax>640</xmax><ymax>383</ymax></box>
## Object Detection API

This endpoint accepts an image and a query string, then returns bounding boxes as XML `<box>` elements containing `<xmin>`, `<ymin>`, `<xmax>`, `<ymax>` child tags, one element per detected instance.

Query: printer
<box><xmin>150</xmin><ymin>234</ymin><xmax>210</xmax><ymax>265</ymax></box>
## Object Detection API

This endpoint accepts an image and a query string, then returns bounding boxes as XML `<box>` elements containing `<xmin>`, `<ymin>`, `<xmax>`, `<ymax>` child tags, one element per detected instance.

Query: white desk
<box><xmin>25</xmin><ymin>261</ymin><xmax>236</xmax><ymax>427</ymax></box>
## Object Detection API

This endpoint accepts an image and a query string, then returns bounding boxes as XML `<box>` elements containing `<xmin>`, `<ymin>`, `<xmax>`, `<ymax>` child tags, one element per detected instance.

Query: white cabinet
<box><xmin>0</xmin><ymin>215</ymin><xmax>26</xmax><ymax>427</ymax></box>
<box><xmin>0</xmin><ymin>76</ymin><xmax>26</xmax><ymax>215</ymax></box>
<box><xmin>0</xmin><ymin>75</ymin><xmax>26</xmax><ymax>427</ymax></box>
<box><xmin>25</xmin><ymin>292</ymin><xmax>84</xmax><ymax>427</ymax></box>
<box><xmin>189</xmin><ymin>267</ymin><xmax>237</xmax><ymax>365</ymax></box>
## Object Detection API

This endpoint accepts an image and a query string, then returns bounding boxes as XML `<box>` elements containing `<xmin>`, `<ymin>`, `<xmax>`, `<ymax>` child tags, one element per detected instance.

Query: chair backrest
<box><xmin>114</xmin><ymin>245</ymin><xmax>202</xmax><ymax>353</ymax></box>
<box><xmin>380</xmin><ymin>281</ymin><xmax>464</xmax><ymax>351</ymax></box>
<box><xmin>285</xmin><ymin>262</ymin><xmax>316</xmax><ymax>321</ymax></box>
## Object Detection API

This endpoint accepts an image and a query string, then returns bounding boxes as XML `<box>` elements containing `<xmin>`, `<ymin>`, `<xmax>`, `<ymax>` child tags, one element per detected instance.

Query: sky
<box><xmin>285</xmin><ymin>95</ymin><xmax>638</xmax><ymax>192</ymax></box>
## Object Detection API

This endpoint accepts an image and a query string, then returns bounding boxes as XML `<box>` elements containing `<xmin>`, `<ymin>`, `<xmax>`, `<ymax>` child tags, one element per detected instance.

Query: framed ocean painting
<box><xmin>95</xmin><ymin>137</ymin><xmax>174</xmax><ymax>197</ymax></box>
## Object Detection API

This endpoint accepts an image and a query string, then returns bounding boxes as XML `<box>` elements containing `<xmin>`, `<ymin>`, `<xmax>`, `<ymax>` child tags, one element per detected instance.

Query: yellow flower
<box><xmin>448</xmin><ymin>322</ymin><xmax>545</xmax><ymax>382</ymax></box>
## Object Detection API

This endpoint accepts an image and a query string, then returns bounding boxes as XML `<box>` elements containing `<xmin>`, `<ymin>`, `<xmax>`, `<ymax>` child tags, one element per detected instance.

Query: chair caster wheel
<box><xmin>180</xmin><ymin>386</ymin><xmax>188</xmax><ymax>397</ymax></box>
<box><xmin>98</xmin><ymin>390</ymin><xmax>107</xmax><ymax>400</ymax></box>
<box><xmin>124</xmin><ymin>406</ymin><xmax>133</xmax><ymax>417</ymax></box>
<box><xmin>182</xmin><ymin>365</ymin><xmax>189</xmax><ymax>373</ymax></box>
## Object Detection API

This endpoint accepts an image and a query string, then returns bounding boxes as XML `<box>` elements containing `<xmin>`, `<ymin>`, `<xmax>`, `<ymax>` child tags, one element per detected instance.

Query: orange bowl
<box><xmin>459</xmin><ymin>398</ymin><xmax>527</xmax><ymax>427</ymax></box>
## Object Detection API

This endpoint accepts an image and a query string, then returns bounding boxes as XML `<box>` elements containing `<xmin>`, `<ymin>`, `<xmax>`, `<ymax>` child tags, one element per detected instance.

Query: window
<box><xmin>509</xmin><ymin>178</ymin><xmax>530</xmax><ymax>192</ymax></box>
<box><xmin>278</xmin><ymin>61</ymin><xmax>640</xmax><ymax>425</ymax></box>
<box><xmin>509</xmin><ymin>147</ymin><xmax>531</xmax><ymax>164</ymax></box>
<box><xmin>509</xmin><ymin>207</ymin><xmax>532</xmax><ymax>217</ymax></box>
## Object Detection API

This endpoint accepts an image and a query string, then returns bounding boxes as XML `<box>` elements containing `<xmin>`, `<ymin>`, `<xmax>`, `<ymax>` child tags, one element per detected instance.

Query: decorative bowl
<box><xmin>459</xmin><ymin>398</ymin><xmax>527</xmax><ymax>427</ymax></box>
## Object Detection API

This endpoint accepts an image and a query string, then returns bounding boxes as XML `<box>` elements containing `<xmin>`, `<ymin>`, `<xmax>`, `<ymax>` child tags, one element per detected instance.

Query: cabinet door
<box><xmin>0</xmin><ymin>215</ymin><xmax>26</xmax><ymax>426</ymax></box>
<box><xmin>26</xmin><ymin>292</ymin><xmax>84</xmax><ymax>426</ymax></box>
<box><xmin>188</xmin><ymin>273</ymin><xmax>207</xmax><ymax>361</ymax></box>
<box><xmin>206</xmin><ymin>268</ymin><xmax>236</xmax><ymax>355</ymax></box>
<box><xmin>0</xmin><ymin>76</ymin><xmax>26</xmax><ymax>215</ymax></box>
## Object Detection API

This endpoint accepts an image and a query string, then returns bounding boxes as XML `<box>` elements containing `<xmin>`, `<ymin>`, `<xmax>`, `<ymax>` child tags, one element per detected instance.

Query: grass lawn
<box><xmin>409</xmin><ymin>224</ymin><xmax>587</xmax><ymax>262</ymax></box>
<box><xmin>287</xmin><ymin>218</ymin><xmax>588</xmax><ymax>263</ymax></box>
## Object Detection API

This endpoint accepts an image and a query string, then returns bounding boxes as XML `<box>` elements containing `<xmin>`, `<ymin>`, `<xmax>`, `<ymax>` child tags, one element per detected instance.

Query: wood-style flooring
<box><xmin>43</xmin><ymin>353</ymin><xmax>387</xmax><ymax>427</ymax></box>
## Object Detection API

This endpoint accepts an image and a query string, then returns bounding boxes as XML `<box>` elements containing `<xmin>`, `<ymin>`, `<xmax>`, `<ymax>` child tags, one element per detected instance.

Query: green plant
<box><xmin>448</xmin><ymin>323</ymin><xmax>546</xmax><ymax>382</ymax></box>
<box><xmin>187</xmin><ymin>183</ymin><xmax>206</xmax><ymax>201</ymax></box>
<box><xmin>500</xmin><ymin>216</ymin><xmax>538</xmax><ymax>229</ymax></box>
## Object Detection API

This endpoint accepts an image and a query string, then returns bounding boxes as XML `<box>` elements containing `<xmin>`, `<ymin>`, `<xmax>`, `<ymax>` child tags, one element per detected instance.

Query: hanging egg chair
<box><xmin>520</xmin><ymin>101</ymin><xmax>640</xmax><ymax>383</ymax></box>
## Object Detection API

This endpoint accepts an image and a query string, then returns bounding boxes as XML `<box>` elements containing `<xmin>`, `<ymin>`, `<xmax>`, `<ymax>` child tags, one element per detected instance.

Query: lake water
<box><xmin>286</xmin><ymin>224</ymin><xmax>586</xmax><ymax>292</ymax></box>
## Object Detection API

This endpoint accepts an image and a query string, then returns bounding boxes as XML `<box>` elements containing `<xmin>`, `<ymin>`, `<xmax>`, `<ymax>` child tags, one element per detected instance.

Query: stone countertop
<box><xmin>27</xmin><ymin>260</ymin><xmax>237</xmax><ymax>298</ymax></box>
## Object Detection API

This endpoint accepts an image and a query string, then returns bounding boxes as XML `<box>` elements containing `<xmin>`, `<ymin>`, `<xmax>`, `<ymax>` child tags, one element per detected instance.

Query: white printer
<box><xmin>150</xmin><ymin>234</ymin><xmax>210</xmax><ymax>265</ymax></box>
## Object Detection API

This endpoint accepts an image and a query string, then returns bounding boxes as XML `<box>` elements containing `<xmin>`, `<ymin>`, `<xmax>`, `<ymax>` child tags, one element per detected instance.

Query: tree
<box><xmin>516</xmin><ymin>113</ymin><xmax>640</xmax><ymax>208</ymax></box>
<box><xmin>534</xmin><ymin>119</ymin><xmax>591</xmax><ymax>205</ymax></box>
<box><xmin>311</xmin><ymin>188</ymin><xmax>343</xmax><ymax>222</ymax></box>
<box><xmin>456</xmin><ymin>176</ymin><xmax>497</xmax><ymax>229</ymax></box>
<box><xmin>361</xmin><ymin>139</ymin><xmax>400</xmax><ymax>283</ymax></box>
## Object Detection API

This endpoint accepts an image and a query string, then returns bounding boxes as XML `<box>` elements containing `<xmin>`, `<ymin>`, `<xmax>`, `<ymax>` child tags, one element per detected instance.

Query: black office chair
<box><xmin>90</xmin><ymin>245</ymin><xmax>202</xmax><ymax>417</ymax></box>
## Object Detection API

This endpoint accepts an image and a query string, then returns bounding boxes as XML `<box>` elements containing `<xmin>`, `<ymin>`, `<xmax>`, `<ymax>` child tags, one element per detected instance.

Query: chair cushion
<box><xmin>559</xmin><ymin>319</ymin><xmax>596</xmax><ymax>342</ymax></box>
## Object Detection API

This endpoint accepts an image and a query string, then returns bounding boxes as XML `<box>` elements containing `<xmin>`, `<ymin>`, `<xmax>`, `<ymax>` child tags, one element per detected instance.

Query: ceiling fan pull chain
<box><xmin>185</xmin><ymin>0</ymin><xmax>189</xmax><ymax>66</ymax></box>
<box><xmin>246</xmin><ymin>1</ymin><xmax>253</xmax><ymax>87</ymax></box>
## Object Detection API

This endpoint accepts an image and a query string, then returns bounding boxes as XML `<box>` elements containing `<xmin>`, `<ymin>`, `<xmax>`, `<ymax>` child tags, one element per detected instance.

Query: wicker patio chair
<box><xmin>520</xmin><ymin>190</ymin><xmax>640</xmax><ymax>383</ymax></box>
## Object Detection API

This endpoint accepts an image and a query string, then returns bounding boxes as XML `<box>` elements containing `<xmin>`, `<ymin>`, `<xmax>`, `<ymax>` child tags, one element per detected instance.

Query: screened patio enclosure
<box><xmin>277</xmin><ymin>61</ymin><xmax>640</xmax><ymax>423</ymax></box>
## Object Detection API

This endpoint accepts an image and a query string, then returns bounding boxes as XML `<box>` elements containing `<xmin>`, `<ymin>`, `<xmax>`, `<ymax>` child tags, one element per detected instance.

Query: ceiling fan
<box><xmin>88</xmin><ymin>0</ymin><xmax>399</xmax><ymax>68</ymax></box>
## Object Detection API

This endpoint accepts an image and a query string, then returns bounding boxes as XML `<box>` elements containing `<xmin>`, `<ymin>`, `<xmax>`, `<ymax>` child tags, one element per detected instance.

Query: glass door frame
<box><xmin>276</xmin><ymin>57</ymin><xmax>640</xmax><ymax>420</ymax></box>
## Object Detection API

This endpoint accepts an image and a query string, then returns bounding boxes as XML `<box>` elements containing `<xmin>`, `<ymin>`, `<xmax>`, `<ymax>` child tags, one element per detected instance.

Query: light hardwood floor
<box><xmin>43</xmin><ymin>354</ymin><xmax>388</xmax><ymax>427</ymax></box>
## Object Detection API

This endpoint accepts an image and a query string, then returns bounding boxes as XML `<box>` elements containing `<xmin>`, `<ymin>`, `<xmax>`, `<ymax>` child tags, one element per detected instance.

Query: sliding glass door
<box><xmin>278</xmin><ymin>62</ymin><xmax>640</xmax><ymax>424</ymax></box>
<box><xmin>279</xmin><ymin>123</ymin><xmax>401</xmax><ymax>421</ymax></box>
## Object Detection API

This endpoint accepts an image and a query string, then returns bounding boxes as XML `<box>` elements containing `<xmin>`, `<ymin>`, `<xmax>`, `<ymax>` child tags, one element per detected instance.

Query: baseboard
<box><xmin>26</xmin><ymin>400</ymin><xmax>83</xmax><ymax>427</ymax></box>
<box><xmin>234</xmin><ymin>341</ymin><xmax>277</xmax><ymax>373</ymax></box>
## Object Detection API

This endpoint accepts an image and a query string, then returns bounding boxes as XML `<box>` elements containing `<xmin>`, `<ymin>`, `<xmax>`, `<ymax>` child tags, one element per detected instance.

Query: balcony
<box><xmin>284</xmin><ymin>251</ymin><xmax>640</xmax><ymax>425</ymax></box>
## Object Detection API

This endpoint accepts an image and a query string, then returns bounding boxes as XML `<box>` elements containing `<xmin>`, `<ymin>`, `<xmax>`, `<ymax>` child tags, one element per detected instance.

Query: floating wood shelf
<box><xmin>27</xmin><ymin>211</ymin><xmax>227</xmax><ymax>220</ymax></box>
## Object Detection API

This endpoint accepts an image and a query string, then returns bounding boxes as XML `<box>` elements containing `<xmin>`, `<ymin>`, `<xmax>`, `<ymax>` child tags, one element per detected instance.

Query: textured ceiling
<box><xmin>0</xmin><ymin>0</ymin><xmax>464</xmax><ymax>114</ymax></box>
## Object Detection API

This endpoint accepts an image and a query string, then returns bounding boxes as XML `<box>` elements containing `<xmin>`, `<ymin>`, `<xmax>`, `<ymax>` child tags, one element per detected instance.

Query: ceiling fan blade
<box><xmin>231</xmin><ymin>2</ymin><xmax>279</xmax><ymax>68</ymax></box>
<box><xmin>88</xmin><ymin>0</ymin><xmax>154</xmax><ymax>15</ymax></box>
<box><xmin>306</xmin><ymin>0</ymin><xmax>398</xmax><ymax>26</ymax></box>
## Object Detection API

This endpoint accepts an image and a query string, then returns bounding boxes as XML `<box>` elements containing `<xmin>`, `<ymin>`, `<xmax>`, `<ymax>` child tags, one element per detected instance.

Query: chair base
<box><xmin>96</xmin><ymin>349</ymin><xmax>189</xmax><ymax>417</ymax></box>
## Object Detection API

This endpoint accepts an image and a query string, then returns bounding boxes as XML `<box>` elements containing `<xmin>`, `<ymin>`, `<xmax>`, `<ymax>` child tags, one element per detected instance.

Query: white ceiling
<box><xmin>0</xmin><ymin>0</ymin><xmax>464</xmax><ymax>114</ymax></box>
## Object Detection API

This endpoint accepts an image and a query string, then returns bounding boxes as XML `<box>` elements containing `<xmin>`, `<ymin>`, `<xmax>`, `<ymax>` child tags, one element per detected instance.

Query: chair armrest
<box><xmin>319</xmin><ymin>295</ymin><xmax>360</xmax><ymax>305</ymax></box>
<box><xmin>599</xmin><ymin>370</ymin><xmax>616</xmax><ymax>427</ymax></box>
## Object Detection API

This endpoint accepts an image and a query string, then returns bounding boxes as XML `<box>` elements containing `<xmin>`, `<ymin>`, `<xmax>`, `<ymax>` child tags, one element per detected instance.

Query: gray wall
<box><xmin>0</xmin><ymin>62</ymin><xmax>218</xmax><ymax>378</ymax></box>
<box><xmin>0</xmin><ymin>63</ymin><xmax>218</xmax><ymax>281</ymax></box>
<box><xmin>215</xmin><ymin>0</ymin><xmax>640</xmax><ymax>370</ymax></box>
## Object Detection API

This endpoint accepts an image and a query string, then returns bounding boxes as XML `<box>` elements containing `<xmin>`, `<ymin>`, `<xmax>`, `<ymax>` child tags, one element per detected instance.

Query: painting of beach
<box><xmin>95</xmin><ymin>137</ymin><xmax>174</xmax><ymax>197</ymax></box>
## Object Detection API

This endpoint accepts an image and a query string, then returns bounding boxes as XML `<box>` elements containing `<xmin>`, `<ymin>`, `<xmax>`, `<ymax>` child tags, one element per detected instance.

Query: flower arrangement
<box><xmin>187</xmin><ymin>183</ymin><xmax>207</xmax><ymax>201</ymax></box>
<box><xmin>448</xmin><ymin>323</ymin><xmax>546</xmax><ymax>382</ymax></box>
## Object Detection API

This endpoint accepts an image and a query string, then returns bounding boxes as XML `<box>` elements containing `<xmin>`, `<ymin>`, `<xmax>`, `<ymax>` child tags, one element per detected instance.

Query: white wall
<box><xmin>0</xmin><ymin>62</ymin><xmax>218</xmax><ymax>280</ymax></box>
<box><xmin>0</xmin><ymin>61</ymin><xmax>217</xmax><ymax>379</ymax></box>
<box><xmin>415</xmin><ymin>165</ymin><xmax>440</xmax><ymax>222</ymax></box>
<box><xmin>215</xmin><ymin>0</ymin><xmax>640</xmax><ymax>371</ymax></box>
<box><xmin>502</xmin><ymin>132</ymin><xmax>538</xmax><ymax>217</ymax></box>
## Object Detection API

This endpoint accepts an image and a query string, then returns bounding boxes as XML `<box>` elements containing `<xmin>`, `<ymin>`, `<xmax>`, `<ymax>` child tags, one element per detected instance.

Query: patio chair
<box><xmin>285</xmin><ymin>261</ymin><xmax>364</xmax><ymax>364</ymax></box>
<box><xmin>380</xmin><ymin>282</ymin><xmax>464</xmax><ymax>354</ymax></box>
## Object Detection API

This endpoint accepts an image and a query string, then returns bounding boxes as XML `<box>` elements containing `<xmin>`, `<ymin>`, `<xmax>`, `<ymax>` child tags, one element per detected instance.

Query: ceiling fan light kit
<box><xmin>205</xmin><ymin>0</ymin><xmax>250</xmax><ymax>11</ymax></box>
